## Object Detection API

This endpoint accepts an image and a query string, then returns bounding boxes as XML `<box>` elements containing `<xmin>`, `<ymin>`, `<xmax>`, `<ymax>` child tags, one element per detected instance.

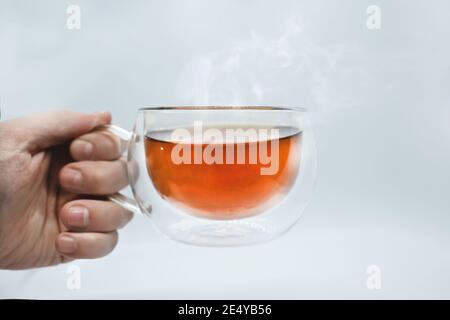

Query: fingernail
<box><xmin>57</xmin><ymin>235</ymin><xmax>77</xmax><ymax>254</ymax></box>
<box><xmin>72</xmin><ymin>140</ymin><xmax>93</xmax><ymax>158</ymax></box>
<box><xmin>68</xmin><ymin>206</ymin><xmax>89</xmax><ymax>227</ymax></box>
<box><xmin>65</xmin><ymin>168</ymin><xmax>83</xmax><ymax>188</ymax></box>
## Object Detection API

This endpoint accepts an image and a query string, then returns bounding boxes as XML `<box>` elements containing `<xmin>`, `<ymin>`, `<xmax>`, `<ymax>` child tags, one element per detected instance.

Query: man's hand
<box><xmin>0</xmin><ymin>110</ymin><xmax>133</xmax><ymax>269</ymax></box>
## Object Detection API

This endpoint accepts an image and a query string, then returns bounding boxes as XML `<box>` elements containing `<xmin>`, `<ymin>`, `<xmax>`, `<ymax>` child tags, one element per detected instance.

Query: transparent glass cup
<box><xmin>103</xmin><ymin>106</ymin><xmax>316</xmax><ymax>246</ymax></box>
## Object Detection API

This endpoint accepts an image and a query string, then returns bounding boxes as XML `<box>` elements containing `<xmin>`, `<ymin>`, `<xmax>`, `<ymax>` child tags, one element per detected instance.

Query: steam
<box><xmin>176</xmin><ymin>17</ymin><xmax>361</xmax><ymax>116</ymax></box>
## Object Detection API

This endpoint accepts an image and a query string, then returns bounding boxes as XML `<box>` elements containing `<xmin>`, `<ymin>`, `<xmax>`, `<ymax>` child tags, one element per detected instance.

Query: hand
<box><xmin>0</xmin><ymin>110</ymin><xmax>133</xmax><ymax>269</ymax></box>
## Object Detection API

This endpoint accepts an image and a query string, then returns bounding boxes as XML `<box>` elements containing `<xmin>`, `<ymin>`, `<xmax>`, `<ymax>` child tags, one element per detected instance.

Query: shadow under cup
<box><xmin>122</xmin><ymin>107</ymin><xmax>316</xmax><ymax>246</ymax></box>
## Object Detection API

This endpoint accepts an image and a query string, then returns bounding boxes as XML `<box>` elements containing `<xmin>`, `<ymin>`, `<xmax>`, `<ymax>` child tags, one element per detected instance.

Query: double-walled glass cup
<box><xmin>104</xmin><ymin>106</ymin><xmax>316</xmax><ymax>246</ymax></box>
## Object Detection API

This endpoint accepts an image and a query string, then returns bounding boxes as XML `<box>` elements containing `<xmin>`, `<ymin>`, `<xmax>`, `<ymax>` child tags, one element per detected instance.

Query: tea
<box><xmin>144</xmin><ymin>126</ymin><xmax>301</xmax><ymax>219</ymax></box>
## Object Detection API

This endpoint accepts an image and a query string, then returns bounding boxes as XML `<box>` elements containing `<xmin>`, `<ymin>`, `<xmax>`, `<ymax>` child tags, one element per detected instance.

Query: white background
<box><xmin>1</xmin><ymin>0</ymin><xmax>450</xmax><ymax>298</ymax></box>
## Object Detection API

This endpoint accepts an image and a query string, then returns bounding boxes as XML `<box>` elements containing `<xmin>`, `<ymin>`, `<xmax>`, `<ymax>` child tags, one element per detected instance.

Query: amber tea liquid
<box><xmin>144</xmin><ymin>126</ymin><xmax>301</xmax><ymax>219</ymax></box>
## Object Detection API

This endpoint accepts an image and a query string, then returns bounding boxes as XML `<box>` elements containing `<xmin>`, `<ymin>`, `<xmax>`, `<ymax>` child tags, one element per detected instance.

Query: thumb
<box><xmin>16</xmin><ymin>110</ymin><xmax>111</xmax><ymax>153</ymax></box>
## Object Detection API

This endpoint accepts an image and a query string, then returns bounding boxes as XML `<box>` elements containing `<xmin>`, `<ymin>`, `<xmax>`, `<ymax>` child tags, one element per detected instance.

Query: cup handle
<box><xmin>95</xmin><ymin>124</ymin><xmax>142</xmax><ymax>214</ymax></box>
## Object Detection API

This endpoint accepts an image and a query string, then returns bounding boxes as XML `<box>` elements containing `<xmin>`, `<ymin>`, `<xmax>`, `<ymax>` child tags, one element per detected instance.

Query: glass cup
<box><xmin>102</xmin><ymin>106</ymin><xmax>317</xmax><ymax>246</ymax></box>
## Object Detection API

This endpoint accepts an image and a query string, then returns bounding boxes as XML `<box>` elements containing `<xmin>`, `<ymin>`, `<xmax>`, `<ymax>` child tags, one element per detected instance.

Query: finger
<box><xmin>70</xmin><ymin>130</ymin><xmax>124</xmax><ymax>161</ymax></box>
<box><xmin>11</xmin><ymin>110</ymin><xmax>112</xmax><ymax>153</ymax></box>
<box><xmin>59</xmin><ymin>159</ymin><xmax>128</xmax><ymax>195</ymax></box>
<box><xmin>60</xmin><ymin>199</ymin><xmax>133</xmax><ymax>232</ymax></box>
<box><xmin>56</xmin><ymin>231</ymin><xmax>118</xmax><ymax>259</ymax></box>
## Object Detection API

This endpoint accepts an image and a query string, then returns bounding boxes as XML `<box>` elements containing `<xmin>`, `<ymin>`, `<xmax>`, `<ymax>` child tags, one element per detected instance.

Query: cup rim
<box><xmin>138</xmin><ymin>106</ymin><xmax>307</xmax><ymax>112</ymax></box>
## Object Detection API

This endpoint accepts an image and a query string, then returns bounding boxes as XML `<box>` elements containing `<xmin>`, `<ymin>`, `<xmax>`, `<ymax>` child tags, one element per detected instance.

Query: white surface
<box><xmin>1</xmin><ymin>0</ymin><xmax>450</xmax><ymax>299</ymax></box>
